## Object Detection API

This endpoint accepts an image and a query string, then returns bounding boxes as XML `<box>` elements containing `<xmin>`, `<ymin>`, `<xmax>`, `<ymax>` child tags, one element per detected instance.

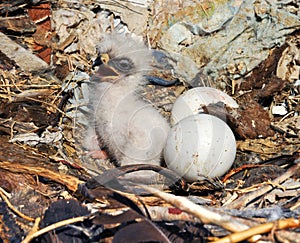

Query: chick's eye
<box><xmin>109</xmin><ymin>58</ymin><xmax>134</xmax><ymax>73</ymax></box>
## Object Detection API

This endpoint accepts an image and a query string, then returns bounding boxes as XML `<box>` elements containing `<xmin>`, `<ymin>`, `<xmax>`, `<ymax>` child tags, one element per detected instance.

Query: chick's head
<box><xmin>92</xmin><ymin>34</ymin><xmax>152</xmax><ymax>83</ymax></box>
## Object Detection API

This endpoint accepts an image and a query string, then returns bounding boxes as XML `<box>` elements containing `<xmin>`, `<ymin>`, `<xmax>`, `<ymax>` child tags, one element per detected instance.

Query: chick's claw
<box><xmin>86</xmin><ymin>149</ymin><xmax>108</xmax><ymax>159</ymax></box>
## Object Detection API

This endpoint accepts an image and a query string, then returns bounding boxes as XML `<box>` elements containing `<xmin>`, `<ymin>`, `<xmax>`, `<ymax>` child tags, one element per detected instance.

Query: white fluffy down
<box><xmin>85</xmin><ymin>34</ymin><xmax>170</xmax><ymax>183</ymax></box>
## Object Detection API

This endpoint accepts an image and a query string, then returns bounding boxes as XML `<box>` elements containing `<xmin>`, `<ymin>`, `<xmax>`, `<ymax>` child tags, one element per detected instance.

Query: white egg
<box><xmin>171</xmin><ymin>87</ymin><xmax>239</xmax><ymax>125</ymax></box>
<box><xmin>164</xmin><ymin>114</ymin><xmax>236</xmax><ymax>181</ymax></box>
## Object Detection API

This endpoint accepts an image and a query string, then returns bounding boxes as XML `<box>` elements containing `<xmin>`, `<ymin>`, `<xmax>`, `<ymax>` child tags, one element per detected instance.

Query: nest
<box><xmin>0</xmin><ymin>0</ymin><xmax>299</xmax><ymax>242</ymax></box>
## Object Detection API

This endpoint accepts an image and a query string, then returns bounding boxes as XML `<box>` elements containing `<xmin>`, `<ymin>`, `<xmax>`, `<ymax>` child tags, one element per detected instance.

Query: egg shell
<box><xmin>171</xmin><ymin>87</ymin><xmax>239</xmax><ymax>125</ymax></box>
<box><xmin>164</xmin><ymin>114</ymin><xmax>236</xmax><ymax>181</ymax></box>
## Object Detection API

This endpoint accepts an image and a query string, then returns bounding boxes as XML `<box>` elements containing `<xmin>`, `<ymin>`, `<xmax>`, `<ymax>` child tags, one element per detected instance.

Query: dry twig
<box><xmin>0</xmin><ymin>161</ymin><xmax>82</xmax><ymax>192</ymax></box>
<box><xmin>142</xmin><ymin>186</ymin><xmax>256</xmax><ymax>234</ymax></box>
<box><xmin>225</xmin><ymin>163</ymin><xmax>300</xmax><ymax>209</ymax></box>
<box><xmin>0</xmin><ymin>187</ymin><xmax>35</xmax><ymax>222</ymax></box>
<box><xmin>21</xmin><ymin>215</ymin><xmax>89</xmax><ymax>243</ymax></box>
<box><xmin>213</xmin><ymin>217</ymin><xmax>300</xmax><ymax>243</ymax></box>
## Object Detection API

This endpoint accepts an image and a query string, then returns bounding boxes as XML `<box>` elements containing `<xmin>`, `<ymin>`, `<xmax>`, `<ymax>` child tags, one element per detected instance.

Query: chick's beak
<box><xmin>92</xmin><ymin>53</ymin><xmax>120</xmax><ymax>82</ymax></box>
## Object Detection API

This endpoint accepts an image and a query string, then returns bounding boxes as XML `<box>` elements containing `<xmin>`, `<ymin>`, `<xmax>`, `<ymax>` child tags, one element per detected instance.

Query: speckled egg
<box><xmin>171</xmin><ymin>87</ymin><xmax>239</xmax><ymax>125</ymax></box>
<box><xmin>164</xmin><ymin>114</ymin><xmax>236</xmax><ymax>181</ymax></box>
